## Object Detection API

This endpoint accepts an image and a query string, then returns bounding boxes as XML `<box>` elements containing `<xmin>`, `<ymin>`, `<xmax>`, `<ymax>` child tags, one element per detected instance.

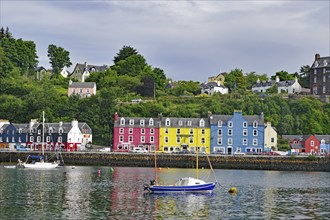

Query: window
<box><xmin>201</xmin><ymin>129</ymin><xmax>205</xmax><ymax>135</ymax></box>
<box><xmin>38</xmin><ymin>129</ymin><xmax>41</xmax><ymax>135</ymax></box>
<box><xmin>165</xmin><ymin>128</ymin><xmax>169</xmax><ymax>134</ymax></box>
<box><xmin>253</xmin><ymin>139</ymin><xmax>258</xmax><ymax>145</ymax></box>
<box><xmin>323</xmin><ymin>86</ymin><xmax>326</xmax><ymax>94</ymax></box>
<box><xmin>87</xmin><ymin>89</ymin><xmax>90</xmax><ymax>93</ymax></box>
<box><xmin>314</xmin><ymin>69</ymin><xmax>317</xmax><ymax>75</ymax></box>
<box><xmin>80</xmin><ymin>88</ymin><xmax>83</xmax><ymax>93</ymax></box>
<box><xmin>177</xmin><ymin>129</ymin><xmax>181</xmax><ymax>134</ymax></box>
<box><xmin>187</xmin><ymin>121</ymin><xmax>192</xmax><ymax>126</ymax></box>
<box><xmin>253</xmin><ymin>130</ymin><xmax>258</xmax><ymax>136</ymax></box>
<box><xmin>190</xmin><ymin>136</ymin><xmax>194</xmax><ymax>143</ymax></box>
<box><xmin>217</xmin><ymin>138</ymin><xmax>222</xmax><ymax>145</ymax></box>
<box><xmin>46</xmin><ymin>136</ymin><xmax>50</xmax><ymax>142</ymax></box>
<box><xmin>129</xmin><ymin>128</ymin><xmax>133</xmax><ymax>134</ymax></box>
<box><xmin>228</xmin><ymin>129</ymin><xmax>232</xmax><ymax>136</ymax></box>
<box><xmin>119</xmin><ymin>128</ymin><xmax>124</xmax><ymax>134</ymax></box>
<box><xmin>12</xmin><ymin>137</ymin><xmax>15</xmax><ymax>142</ymax></box>
<box><xmin>18</xmin><ymin>137</ymin><xmax>21</xmax><ymax>142</ymax></box>
<box><xmin>149</xmin><ymin>118</ymin><xmax>154</xmax><ymax>126</ymax></box>
<box><xmin>243</xmin><ymin>138</ymin><xmax>247</xmax><ymax>145</ymax></box>
<box><xmin>58</xmin><ymin>137</ymin><xmax>62</xmax><ymax>142</ymax></box>
<box><xmin>30</xmin><ymin>136</ymin><xmax>34</xmax><ymax>142</ymax></box>
<box><xmin>129</xmin><ymin>119</ymin><xmax>134</xmax><ymax>125</ymax></box>
<box><xmin>141</xmin><ymin>128</ymin><xmax>145</xmax><ymax>134</ymax></box>
<box><xmin>129</xmin><ymin>136</ymin><xmax>133</xmax><ymax>142</ymax></box>
<box><xmin>119</xmin><ymin>136</ymin><xmax>123</xmax><ymax>142</ymax></box>
<box><xmin>18</xmin><ymin>129</ymin><xmax>22</xmax><ymax>134</ymax></box>
<box><xmin>228</xmin><ymin>138</ymin><xmax>232</xmax><ymax>145</ymax></box>
<box><xmin>323</xmin><ymin>75</ymin><xmax>326</xmax><ymax>82</ymax></box>
<box><xmin>243</xmin><ymin>129</ymin><xmax>248</xmax><ymax>136</ymax></box>
<box><xmin>140</xmin><ymin>120</ymin><xmax>145</xmax><ymax>126</ymax></box>
<box><xmin>165</xmin><ymin>136</ymin><xmax>168</xmax><ymax>143</ymax></box>
<box><xmin>314</xmin><ymin>77</ymin><xmax>317</xmax><ymax>83</ymax></box>
<box><xmin>218</xmin><ymin>120</ymin><xmax>222</xmax><ymax>127</ymax></box>
<box><xmin>176</xmin><ymin>136</ymin><xmax>180</xmax><ymax>143</ymax></box>
<box><xmin>199</xmin><ymin>119</ymin><xmax>205</xmax><ymax>127</ymax></box>
<box><xmin>253</xmin><ymin>121</ymin><xmax>258</xmax><ymax>128</ymax></box>
<box><xmin>165</xmin><ymin>118</ymin><xmax>171</xmax><ymax>126</ymax></box>
<box><xmin>236</xmin><ymin>147</ymin><xmax>242</xmax><ymax>153</ymax></box>
<box><xmin>37</xmin><ymin>136</ymin><xmax>41</xmax><ymax>142</ymax></box>
<box><xmin>141</xmin><ymin>136</ymin><xmax>145</xmax><ymax>143</ymax></box>
<box><xmin>201</xmin><ymin>137</ymin><xmax>205</xmax><ymax>144</ymax></box>
<box><xmin>150</xmin><ymin>136</ymin><xmax>154</xmax><ymax>143</ymax></box>
<box><xmin>243</xmin><ymin>122</ymin><xmax>247</xmax><ymax>128</ymax></box>
<box><xmin>218</xmin><ymin>129</ymin><xmax>222</xmax><ymax>136</ymax></box>
<box><xmin>311</xmin><ymin>140</ymin><xmax>314</xmax><ymax>146</ymax></box>
<box><xmin>59</xmin><ymin>128</ymin><xmax>63</xmax><ymax>134</ymax></box>
<box><xmin>178</xmin><ymin>121</ymin><xmax>183</xmax><ymax>126</ymax></box>
<box><xmin>190</xmin><ymin>129</ymin><xmax>194</xmax><ymax>135</ymax></box>
<box><xmin>120</xmin><ymin>118</ymin><xmax>125</xmax><ymax>125</ymax></box>
<box><xmin>150</xmin><ymin>128</ymin><xmax>154</xmax><ymax>134</ymax></box>
<box><xmin>271</xmin><ymin>138</ymin><xmax>275</xmax><ymax>143</ymax></box>
<box><xmin>228</xmin><ymin>121</ymin><xmax>233</xmax><ymax>127</ymax></box>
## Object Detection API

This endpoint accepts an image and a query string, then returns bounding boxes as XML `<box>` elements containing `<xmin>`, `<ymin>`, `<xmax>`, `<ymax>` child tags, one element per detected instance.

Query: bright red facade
<box><xmin>302</xmin><ymin>135</ymin><xmax>320</xmax><ymax>154</ymax></box>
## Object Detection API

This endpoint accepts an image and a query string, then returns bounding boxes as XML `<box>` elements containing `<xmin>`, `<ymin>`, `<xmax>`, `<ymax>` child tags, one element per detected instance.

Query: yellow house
<box><xmin>159</xmin><ymin>117</ymin><xmax>211</xmax><ymax>154</ymax></box>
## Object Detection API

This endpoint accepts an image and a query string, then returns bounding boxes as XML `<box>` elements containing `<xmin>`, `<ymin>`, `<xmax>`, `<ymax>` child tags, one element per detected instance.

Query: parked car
<box><xmin>99</xmin><ymin>148</ymin><xmax>111</xmax><ymax>152</ymax></box>
<box><xmin>132</xmin><ymin>147</ymin><xmax>148</xmax><ymax>153</ymax></box>
<box><xmin>16</xmin><ymin>145</ymin><xmax>28</xmax><ymax>151</ymax></box>
<box><xmin>234</xmin><ymin>152</ymin><xmax>246</xmax><ymax>155</ymax></box>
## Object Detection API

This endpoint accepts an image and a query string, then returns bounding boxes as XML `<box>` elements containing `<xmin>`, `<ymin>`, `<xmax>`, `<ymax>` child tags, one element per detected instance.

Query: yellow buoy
<box><xmin>228</xmin><ymin>187</ymin><xmax>237</xmax><ymax>193</ymax></box>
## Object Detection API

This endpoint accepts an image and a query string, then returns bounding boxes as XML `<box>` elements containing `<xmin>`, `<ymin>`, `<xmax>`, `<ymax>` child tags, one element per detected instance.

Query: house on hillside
<box><xmin>310</xmin><ymin>53</ymin><xmax>330</xmax><ymax>95</ymax></box>
<box><xmin>70</xmin><ymin>62</ymin><xmax>107</xmax><ymax>82</ymax></box>
<box><xmin>35</xmin><ymin>66</ymin><xmax>48</xmax><ymax>80</ymax></box>
<box><xmin>60</xmin><ymin>66</ymin><xmax>71</xmax><ymax>78</ymax></box>
<box><xmin>200</xmin><ymin>82</ymin><xmax>229</xmax><ymax>95</ymax></box>
<box><xmin>252</xmin><ymin>76</ymin><xmax>302</xmax><ymax>94</ymax></box>
<box><xmin>68</xmin><ymin>80</ymin><xmax>96</xmax><ymax>98</ymax></box>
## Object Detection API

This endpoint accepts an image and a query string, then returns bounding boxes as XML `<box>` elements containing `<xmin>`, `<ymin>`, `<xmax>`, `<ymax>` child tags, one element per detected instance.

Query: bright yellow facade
<box><xmin>159</xmin><ymin>126</ymin><xmax>211</xmax><ymax>154</ymax></box>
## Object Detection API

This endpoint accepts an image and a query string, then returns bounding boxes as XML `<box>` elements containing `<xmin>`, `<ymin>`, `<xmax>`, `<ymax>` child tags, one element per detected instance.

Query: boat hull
<box><xmin>23</xmin><ymin>162</ymin><xmax>59</xmax><ymax>169</ymax></box>
<box><xmin>145</xmin><ymin>182</ymin><xmax>216</xmax><ymax>193</ymax></box>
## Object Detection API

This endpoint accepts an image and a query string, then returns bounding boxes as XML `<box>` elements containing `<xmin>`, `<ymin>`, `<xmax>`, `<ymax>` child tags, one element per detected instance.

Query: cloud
<box><xmin>1</xmin><ymin>0</ymin><xmax>329</xmax><ymax>81</ymax></box>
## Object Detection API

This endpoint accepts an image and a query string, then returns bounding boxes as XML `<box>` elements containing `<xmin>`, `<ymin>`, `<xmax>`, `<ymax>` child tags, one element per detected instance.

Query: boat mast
<box><xmin>42</xmin><ymin>111</ymin><xmax>45</xmax><ymax>157</ymax></box>
<box><xmin>154</xmin><ymin>148</ymin><xmax>158</xmax><ymax>185</ymax></box>
<box><xmin>196</xmin><ymin>128</ymin><xmax>199</xmax><ymax>179</ymax></box>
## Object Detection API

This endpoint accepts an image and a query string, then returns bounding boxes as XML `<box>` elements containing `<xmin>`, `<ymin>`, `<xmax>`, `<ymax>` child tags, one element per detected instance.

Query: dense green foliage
<box><xmin>47</xmin><ymin>44</ymin><xmax>72</xmax><ymax>75</ymax></box>
<box><xmin>0</xmin><ymin>28</ymin><xmax>328</xmax><ymax>146</ymax></box>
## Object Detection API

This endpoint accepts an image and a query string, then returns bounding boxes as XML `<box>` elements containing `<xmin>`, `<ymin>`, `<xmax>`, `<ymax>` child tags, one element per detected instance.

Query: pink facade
<box><xmin>113</xmin><ymin>113</ymin><xmax>160</xmax><ymax>152</ymax></box>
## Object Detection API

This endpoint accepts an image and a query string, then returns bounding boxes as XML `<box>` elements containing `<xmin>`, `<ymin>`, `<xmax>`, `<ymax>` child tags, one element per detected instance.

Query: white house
<box><xmin>60</xmin><ymin>66</ymin><xmax>71</xmax><ymax>78</ymax></box>
<box><xmin>70</xmin><ymin>62</ymin><xmax>107</xmax><ymax>82</ymax></box>
<box><xmin>200</xmin><ymin>82</ymin><xmax>229</xmax><ymax>95</ymax></box>
<box><xmin>252</xmin><ymin>76</ymin><xmax>302</xmax><ymax>94</ymax></box>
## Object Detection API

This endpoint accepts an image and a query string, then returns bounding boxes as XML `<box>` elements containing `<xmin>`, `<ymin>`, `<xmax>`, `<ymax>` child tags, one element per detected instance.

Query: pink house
<box><xmin>68</xmin><ymin>80</ymin><xmax>96</xmax><ymax>98</ymax></box>
<box><xmin>113</xmin><ymin>112</ymin><xmax>160</xmax><ymax>152</ymax></box>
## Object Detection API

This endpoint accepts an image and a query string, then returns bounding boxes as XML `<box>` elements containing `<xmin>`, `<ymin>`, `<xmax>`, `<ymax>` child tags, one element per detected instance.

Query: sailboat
<box><xmin>23</xmin><ymin>111</ymin><xmax>59</xmax><ymax>169</ymax></box>
<box><xmin>144</xmin><ymin>143</ymin><xmax>217</xmax><ymax>193</ymax></box>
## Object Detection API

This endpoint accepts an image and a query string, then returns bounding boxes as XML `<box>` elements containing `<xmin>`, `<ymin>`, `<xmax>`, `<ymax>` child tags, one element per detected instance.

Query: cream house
<box><xmin>264</xmin><ymin>122</ymin><xmax>277</xmax><ymax>151</ymax></box>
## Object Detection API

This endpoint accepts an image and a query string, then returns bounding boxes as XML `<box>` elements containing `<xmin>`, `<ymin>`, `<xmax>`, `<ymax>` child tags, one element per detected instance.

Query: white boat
<box><xmin>22</xmin><ymin>111</ymin><xmax>59</xmax><ymax>169</ymax></box>
<box><xmin>4</xmin><ymin>165</ymin><xmax>16</xmax><ymax>169</ymax></box>
<box><xmin>144</xmin><ymin>137</ymin><xmax>218</xmax><ymax>193</ymax></box>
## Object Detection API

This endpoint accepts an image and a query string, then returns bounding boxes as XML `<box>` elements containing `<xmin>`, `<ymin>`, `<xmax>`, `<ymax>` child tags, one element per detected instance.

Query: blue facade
<box><xmin>210</xmin><ymin>111</ymin><xmax>264</xmax><ymax>154</ymax></box>
<box><xmin>0</xmin><ymin>123</ymin><xmax>28</xmax><ymax>149</ymax></box>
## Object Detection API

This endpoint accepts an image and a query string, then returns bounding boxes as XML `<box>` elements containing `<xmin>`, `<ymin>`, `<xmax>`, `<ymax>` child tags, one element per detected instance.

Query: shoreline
<box><xmin>1</xmin><ymin>151</ymin><xmax>329</xmax><ymax>172</ymax></box>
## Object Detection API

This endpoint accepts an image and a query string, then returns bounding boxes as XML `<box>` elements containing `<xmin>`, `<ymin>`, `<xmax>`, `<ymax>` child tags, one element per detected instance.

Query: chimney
<box><xmin>114</xmin><ymin>112</ymin><xmax>118</xmax><ymax>122</ymax></box>
<box><xmin>71</xmin><ymin>119</ymin><xmax>78</xmax><ymax>128</ymax></box>
<box><xmin>315</xmin><ymin>53</ymin><xmax>320</xmax><ymax>61</ymax></box>
<box><xmin>275</xmin><ymin>75</ymin><xmax>280</xmax><ymax>83</ymax></box>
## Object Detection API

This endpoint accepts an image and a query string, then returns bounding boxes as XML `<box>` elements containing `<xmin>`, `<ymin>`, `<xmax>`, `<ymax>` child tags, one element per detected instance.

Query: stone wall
<box><xmin>1</xmin><ymin>152</ymin><xmax>329</xmax><ymax>172</ymax></box>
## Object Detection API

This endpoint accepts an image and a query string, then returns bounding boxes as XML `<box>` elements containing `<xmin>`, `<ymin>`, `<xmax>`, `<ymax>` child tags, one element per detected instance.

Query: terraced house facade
<box><xmin>113</xmin><ymin>111</ymin><xmax>270</xmax><ymax>154</ymax></box>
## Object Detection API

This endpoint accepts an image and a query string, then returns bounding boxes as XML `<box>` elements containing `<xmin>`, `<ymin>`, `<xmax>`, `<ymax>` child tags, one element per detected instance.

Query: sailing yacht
<box><xmin>23</xmin><ymin>111</ymin><xmax>59</xmax><ymax>169</ymax></box>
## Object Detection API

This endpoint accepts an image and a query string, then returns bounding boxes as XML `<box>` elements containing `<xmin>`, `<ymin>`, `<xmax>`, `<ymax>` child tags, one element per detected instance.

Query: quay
<box><xmin>1</xmin><ymin>151</ymin><xmax>329</xmax><ymax>172</ymax></box>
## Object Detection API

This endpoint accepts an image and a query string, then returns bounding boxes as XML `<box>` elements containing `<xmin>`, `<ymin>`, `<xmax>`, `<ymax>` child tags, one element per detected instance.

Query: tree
<box><xmin>47</xmin><ymin>44</ymin><xmax>72</xmax><ymax>76</ymax></box>
<box><xmin>0</xmin><ymin>47</ymin><xmax>14</xmax><ymax>77</ymax></box>
<box><xmin>0</xmin><ymin>27</ymin><xmax>13</xmax><ymax>40</ymax></box>
<box><xmin>245</xmin><ymin>72</ymin><xmax>268</xmax><ymax>89</ymax></box>
<box><xmin>272</xmin><ymin>71</ymin><xmax>294</xmax><ymax>81</ymax></box>
<box><xmin>299</xmin><ymin>65</ymin><xmax>311</xmax><ymax>88</ymax></box>
<box><xmin>112</xmin><ymin>54</ymin><xmax>148</xmax><ymax>77</ymax></box>
<box><xmin>224</xmin><ymin>68</ymin><xmax>246</xmax><ymax>92</ymax></box>
<box><xmin>113</xmin><ymin>45</ymin><xmax>138</xmax><ymax>65</ymax></box>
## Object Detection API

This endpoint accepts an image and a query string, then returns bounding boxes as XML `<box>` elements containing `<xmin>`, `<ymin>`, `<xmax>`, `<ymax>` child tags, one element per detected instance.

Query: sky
<box><xmin>1</xmin><ymin>0</ymin><xmax>329</xmax><ymax>82</ymax></box>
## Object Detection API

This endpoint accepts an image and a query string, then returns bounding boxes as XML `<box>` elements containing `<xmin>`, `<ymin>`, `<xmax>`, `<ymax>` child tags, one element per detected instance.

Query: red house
<box><xmin>283</xmin><ymin>135</ymin><xmax>320</xmax><ymax>154</ymax></box>
<box><xmin>113</xmin><ymin>113</ymin><xmax>160</xmax><ymax>152</ymax></box>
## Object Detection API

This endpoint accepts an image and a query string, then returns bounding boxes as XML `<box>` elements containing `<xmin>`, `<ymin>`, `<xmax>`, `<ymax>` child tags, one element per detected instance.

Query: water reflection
<box><xmin>0</xmin><ymin>166</ymin><xmax>329</xmax><ymax>219</ymax></box>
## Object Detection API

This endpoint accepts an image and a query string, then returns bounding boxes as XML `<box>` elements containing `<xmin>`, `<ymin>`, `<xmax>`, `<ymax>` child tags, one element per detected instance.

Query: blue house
<box><xmin>0</xmin><ymin>123</ymin><xmax>29</xmax><ymax>150</ymax></box>
<box><xmin>316</xmin><ymin>135</ymin><xmax>330</xmax><ymax>155</ymax></box>
<box><xmin>210</xmin><ymin>110</ymin><xmax>265</xmax><ymax>154</ymax></box>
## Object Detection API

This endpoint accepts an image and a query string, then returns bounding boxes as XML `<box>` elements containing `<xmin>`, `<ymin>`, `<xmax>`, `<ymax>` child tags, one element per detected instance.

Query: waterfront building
<box><xmin>264</xmin><ymin>122</ymin><xmax>278</xmax><ymax>151</ymax></box>
<box><xmin>113</xmin><ymin>112</ymin><xmax>160</xmax><ymax>152</ymax></box>
<box><xmin>209</xmin><ymin>110</ymin><xmax>265</xmax><ymax>154</ymax></box>
<box><xmin>315</xmin><ymin>135</ymin><xmax>330</xmax><ymax>155</ymax></box>
<box><xmin>0</xmin><ymin>123</ymin><xmax>29</xmax><ymax>150</ymax></box>
<box><xmin>158</xmin><ymin>117</ymin><xmax>210</xmax><ymax>154</ymax></box>
<box><xmin>282</xmin><ymin>135</ymin><xmax>321</xmax><ymax>154</ymax></box>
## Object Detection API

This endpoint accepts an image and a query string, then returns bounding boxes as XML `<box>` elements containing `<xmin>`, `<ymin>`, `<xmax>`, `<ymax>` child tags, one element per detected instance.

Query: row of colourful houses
<box><xmin>282</xmin><ymin>135</ymin><xmax>330</xmax><ymax>155</ymax></box>
<box><xmin>113</xmin><ymin>111</ymin><xmax>278</xmax><ymax>154</ymax></box>
<box><xmin>0</xmin><ymin>119</ymin><xmax>92</xmax><ymax>151</ymax></box>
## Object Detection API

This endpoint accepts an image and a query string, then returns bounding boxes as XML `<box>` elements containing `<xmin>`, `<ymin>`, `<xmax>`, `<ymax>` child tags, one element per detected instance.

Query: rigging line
<box><xmin>206</xmin><ymin>154</ymin><xmax>218</xmax><ymax>183</ymax></box>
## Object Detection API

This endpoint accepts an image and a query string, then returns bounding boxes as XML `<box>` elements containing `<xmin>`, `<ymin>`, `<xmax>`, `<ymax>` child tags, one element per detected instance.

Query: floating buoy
<box><xmin>71</xmin><ymin>166</ymin><xmax>75</xmax><ymax>169</ymax></box>
<box><xmin>228</xmin><ymin>187</ymin><xmax>237</xmax><ymax>193</ymax></box>
<box><xmin>158</xmin><ymin>167</ymin><xmax>162</xmax><ymax>170</ymax></box>
<box><xmin>97</xmin><ymin>169</ymin><xmax>101</xmax><ymax>176</ymax></box>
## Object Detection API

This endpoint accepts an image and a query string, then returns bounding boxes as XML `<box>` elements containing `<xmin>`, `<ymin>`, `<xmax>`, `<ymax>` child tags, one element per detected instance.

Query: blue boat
<box><xmin>144</xmin><ymin>149</ymin><xmax>218</xmax><ymax>193</ymax></box>
<box><xmin>144</xmin><ymin>177</ymin><xmax>216</xmax><ymax>193</ymax></box>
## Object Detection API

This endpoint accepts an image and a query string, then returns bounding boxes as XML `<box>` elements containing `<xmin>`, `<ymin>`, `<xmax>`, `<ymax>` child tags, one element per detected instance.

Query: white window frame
<box><xmin>243</xmin><ymin>122</ymin><xmax>247</xmax><ymax>128</ymax></box>
<box><xmin>218</xmin><ymin>129</ymin><xmax>222</xmax><ymax>136</ymax></box>
<box><xmin>243</xmin><ymin>129</ymin><xmax>248</xmax><ymax>136</ymax></box>
<box><xmin>149</xmin><ymin>118</ymin><xmax>154</xmax><ymax>126</ymax></box>
<box><xmin>228</xmin><ymin>129</ymin><xmax>232</xmax><ymax>136</ymax></box>
<box><xmin>150</xmin><ymin>128</ymin><xmax>154</xmax><ymax>134</ymax></box>
<box><xmin>150</xmin><ymin>136</ymin><xmax>154</xmax><ymax>143</ymax></box>
<box><xmin>141</xmin><ymin>128</ymin><xmax>145</xmax><ymax>134</ymax></box>
<box><xmin>176</xmin><ymin>136</ymin><xmax>180</xmax><ymax>143</ymax></box>
<box><xmin>217</xmin><ymin>138</ymin><xmax>222</xmax><ymax>145</ymax></box>
<box><xmin>165</xmin><ymin>136</ymin><xmax>168</xmax><ymax>143</ymax></box>
<box><xmin>141</xmin><ymin>136</ymin><xmax>145</xmax><ymax>143</ymax></box>
<box><xmin>218</xmin><ymin>120</ymin><xmax>222</xmax><ymax>127</ymax></box>
<box><xmin>129</xmin><ymin>136</ymin><xmax>133</xmax><ymax>142</ymax></box>
<box><xmin>119</xmin><ymin>128</ymin><xmax>124</xmax><ymax>134</ymax></box>
<box><xmin>228</xmin><ymin>121</ymin><xmax>233</xmax><ymax>128</ymax></box>
<box><xmin>243</xmin><ymin>138</ymin><xmax>248</xmax><ymax>145</ymax></box>
<box><xmin>165</xmin><ymin>118</ymin><xmax>171</xmax><ymax>126</ymax></box>
<box><xmin>253</xmin><ymin>121</ymin><xmax>258</xmax><ymax>128</ymax></box>
<box><xmin>199</xmin><ymin>119</ymin><xmax>205</xmax><ymax>127</ymax></box>
<box><xmin>129</xmin><ymin>119</ymin><xmax>134</xmax><ymax>125</ymax></box>
<box><xmin>253</xmin><ymin>139</ymin><xmax>258</xmax><ymax>146</ymax></box>
<box><xmin>120</xmin><ymin>118</ymin><xmax>125</xmax><ymax>125</ymax></box>
<box><xmin>140</xmin><ymin>120</ymin><xmax>145</xmax><ymax>126</ymax></box>
<box><xmin>119</xmin><ymin>136</ymin><xmax>124</xmax><ymax>142</ymax></box>
<box><xmin>129</xmin><ymin>128</ymin><xmax>133</xmax><ymax>134</ymax></box>
<box><xmin>253</xmin><ymin>129</ymin><xmax>258</xmax><ymax>136</ymax></box>
<box><xmin>228</xmin><ymin>138</ymin><xmax>232</xmax><ymax>145</ymax></box>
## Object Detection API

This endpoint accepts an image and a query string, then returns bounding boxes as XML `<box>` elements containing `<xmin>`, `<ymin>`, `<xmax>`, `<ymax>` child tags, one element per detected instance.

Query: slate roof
<box><xmin>210</xmin><ymin>114</ymin><xmax>264</xmax><ymax>126</ymax></box>
<box><xmin>315</xmin><ymin>135</ymin><xmax>330</xmax><ymax>143</ymax></box>
<box><xmin>75</xmin><ymin>63</ymin><xmax>107</xmax><ymax>73</ymax></box>
<box><xmin>115</xmin><ymin>117</ymin><xmax>160</xmax><ymax>127</ymax></box>
<box><xmin>161</xmin><ymin>117</ymin><xmax>210</xmax><ymax>128</ymax></box>
<box><xmin>69</xmin><ymin>82</ymin><xmax>96</xmax><ymax>88</ymax></box>
<box><xmin>252</xmin><ymin>79</ymin><xmax>296</xmax><ymax>88</ymax></box>
<box><xmin>200</xmin><ymin>82</ymin><xmax>226</xmax><ymax>89</ymax></box>
<box><xmin>311</xmin><ymin>56</ymin><xmax>330</xmax><ymax>68</ymax></box>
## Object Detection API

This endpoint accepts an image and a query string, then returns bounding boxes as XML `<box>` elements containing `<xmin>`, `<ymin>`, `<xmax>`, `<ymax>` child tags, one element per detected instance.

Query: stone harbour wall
<box><xmin>1</xmin><ymin>152</ymin><xmax>329</xmax><ymax>172</ymax></box>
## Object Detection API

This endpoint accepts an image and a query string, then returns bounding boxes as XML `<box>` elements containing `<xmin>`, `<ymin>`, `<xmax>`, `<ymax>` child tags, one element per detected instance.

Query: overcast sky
<box><xmin>1</xmin><ymin>0</ymin><xmax>329</xmax><ymax>82</ymax></box>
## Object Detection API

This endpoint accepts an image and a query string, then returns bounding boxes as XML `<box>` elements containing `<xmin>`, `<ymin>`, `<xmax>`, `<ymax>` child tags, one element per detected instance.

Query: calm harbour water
<box><xmin>0</xmin><ymin>166</ymin><xmax>329</xmax><ymax>220</ymax></box>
